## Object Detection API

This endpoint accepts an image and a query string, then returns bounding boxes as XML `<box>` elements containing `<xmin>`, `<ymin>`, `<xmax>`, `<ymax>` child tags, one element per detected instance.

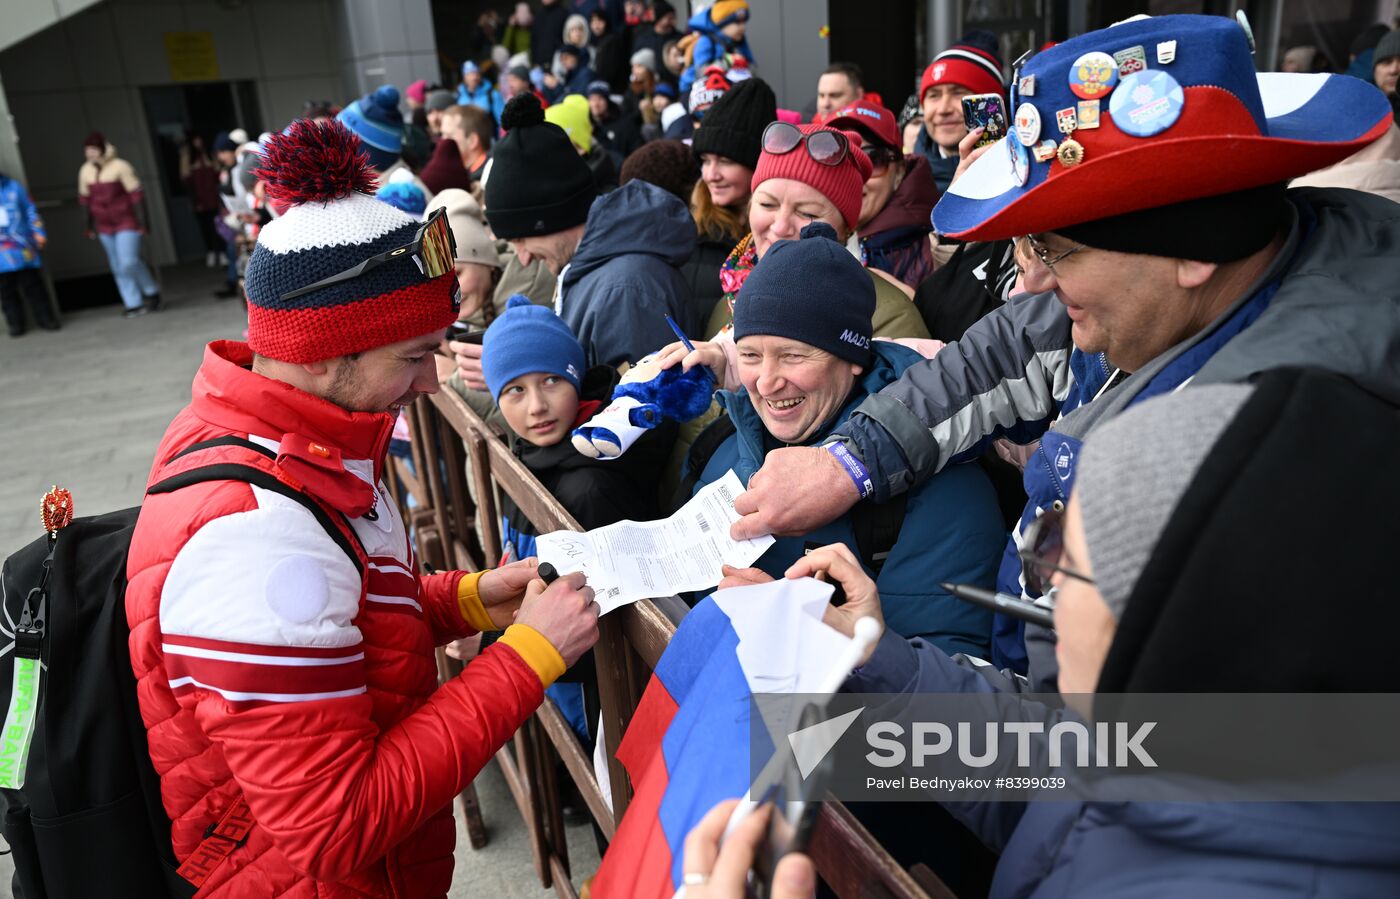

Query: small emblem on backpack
<box><xmin>40</xmin><ymin>486</ymin><xmax>74</xmax><ymax>535</ymax></box>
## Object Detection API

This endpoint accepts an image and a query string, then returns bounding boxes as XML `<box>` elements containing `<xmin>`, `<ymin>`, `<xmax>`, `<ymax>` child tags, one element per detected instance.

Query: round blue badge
<box><xmin>1108</xmin><ymin>69</ymin><xmax>1185</xmax><ymax>137</ymax></box>
<box><xmin>1007</xmin><ymin>136</ymin><xmax>1030</xmax><ymax>186</ymax></box>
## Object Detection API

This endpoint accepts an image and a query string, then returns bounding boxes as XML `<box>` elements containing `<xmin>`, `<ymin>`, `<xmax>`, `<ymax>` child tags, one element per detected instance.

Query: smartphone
<box><xmin>752</xmin><ymin>703</ymin><xmax>830</xmax><ymax>898</ymax></box>
<box><xmin>447</xmin><ymin>321</ymin><xmax>487</xmax><ymax>344</ymax></box>
<box><xmin>961</xmin><ymin>93</ymin><xmax>1008</xmax><ymax>148</ymax></box>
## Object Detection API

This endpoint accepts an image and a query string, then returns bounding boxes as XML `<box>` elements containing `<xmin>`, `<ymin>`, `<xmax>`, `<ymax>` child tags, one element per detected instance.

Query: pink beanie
<box><xmin>750</xmin><ymin>124</ymin><xmax>873</xmax><ymax>231</ymax></box>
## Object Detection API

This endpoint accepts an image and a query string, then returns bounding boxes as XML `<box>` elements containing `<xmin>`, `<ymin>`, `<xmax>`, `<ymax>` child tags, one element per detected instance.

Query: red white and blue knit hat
<box><xmin>920</xmin><ymin>42</ymin><xmax>1004</xmax><ymax>100</ymax></box>
<box><xmin>244</xmin><ymin>119</ymin><xmax>459</xmax><ymax>363</ymax></box>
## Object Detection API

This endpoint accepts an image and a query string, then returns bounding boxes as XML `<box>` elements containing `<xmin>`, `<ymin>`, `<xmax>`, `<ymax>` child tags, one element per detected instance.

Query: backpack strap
<box><xmin>147</xmin><ymin>437</ymin><xmax>365</xmax><ymax>576</ymax></box>
<box><xmin>173</xmin><ymin>795</ymin><xmax>254</xmax><ymax>891</ymax></box>
<box><xmin>671</xmin><ymin>414</ymin><xmax>738</xmax><ymax>513</ymax></box>
<box><xmin>850</xmin><ymin>492</ymin><xmax>909</xmax><ymax>576</ymax></box>
<box><xmin>145</xmin><ymin>437</ymin><xmax>366</xmax><ymax>890</ymax></box>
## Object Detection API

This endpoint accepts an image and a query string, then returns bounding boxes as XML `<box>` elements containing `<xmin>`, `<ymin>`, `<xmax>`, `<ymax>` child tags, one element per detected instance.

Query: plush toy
<box><xmin>571</xmin><ymin>352</ymin><xmax>714</xmax><ymax>458</ymax></box>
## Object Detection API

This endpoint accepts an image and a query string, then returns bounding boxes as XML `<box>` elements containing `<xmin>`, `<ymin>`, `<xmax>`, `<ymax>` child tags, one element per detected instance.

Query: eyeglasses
<box><xmin>860</xmin><ymin>144</ymin><xmax>901</xmax><ymax>176</ymax></box>
<box><xmin>761</xmin><ymin>121</ymin><xmax>850</xmax><ymax>167</ymax></box>
<box><xmin>1015</xmin><ymin>233</ymin><xmax>1086</xmax><ymax>275</ymax></box>
<box><xmin>1017</xmin><ymin>503</ymin><xmax>1096</xmax><ymax>596</ymax></box>
<box><xmin>280</xmin><ymin>207</ymin><xmax>458</xmax><ymax>302</ymax></box>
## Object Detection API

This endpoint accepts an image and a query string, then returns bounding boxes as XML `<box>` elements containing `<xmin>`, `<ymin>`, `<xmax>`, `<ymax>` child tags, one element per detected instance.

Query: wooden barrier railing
<box><xmin>387</xmin><ymin>367</ymin><xmax>953</xmax><ymax>899</ymax></box>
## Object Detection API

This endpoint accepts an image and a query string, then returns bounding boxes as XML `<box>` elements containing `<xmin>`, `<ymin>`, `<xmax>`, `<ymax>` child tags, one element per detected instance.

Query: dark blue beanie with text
<box><xmin>732</xmin><ymin>222</ymin><xmax>874</xmax><ymax>365</ymax></box>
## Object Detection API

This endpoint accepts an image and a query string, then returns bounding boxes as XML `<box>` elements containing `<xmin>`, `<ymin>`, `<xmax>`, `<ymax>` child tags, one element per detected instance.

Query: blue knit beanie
<box><xmin>336</xmin><ymin>85</ymin><xmax>403</xmax><ymax>171</ymax></box>
<box><xmin>733</xmin><ymin>222</ymin><xmax>874</xmax><ymax>365</ymax></box>
<box><xmin>483</xmin><ymin>295</ymin><xmax>587</xmax><ymax>401</ymax></box>
<box><xmin>377</xmin><ymin>180</ymin><xmax>427</xmax><ymax>215</ymax></box>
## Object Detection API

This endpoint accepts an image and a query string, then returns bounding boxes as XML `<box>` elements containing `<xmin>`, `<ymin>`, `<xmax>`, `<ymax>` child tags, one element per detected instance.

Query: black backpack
<box><xmin>0</xmin><ymin>438</ymin><xmax>362</xmax><ymax>898</ymax></box>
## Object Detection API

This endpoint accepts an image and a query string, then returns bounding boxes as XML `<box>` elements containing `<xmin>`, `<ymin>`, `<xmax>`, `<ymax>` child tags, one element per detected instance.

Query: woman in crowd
<box><xmin>703</xmin><ymin>120</ymin><xmax>929</xmax><ymax>342</ymax></box>
<box><xmin>78</xmin><ymin>132</ymin><xmax>161</xmax><ymax>318</ymax></box>
<box><xmin>427</xmin><ymin>188</ymin><xmax>503</xmax><ymax>328</ymax></box>
<box><xmin>824</xmin><ymin>99</ymin><xmax>939</xmax><ymax>289</ymax></box>
<box><xmin>556</xmin><ymin>13</ymin><xmax>592</xmax><ymax>73</ymax></box>
<box><xmin>178</xmin><ymin>134</ymin><xmax>224</xmax><ymax>269</ymax></box>
<box><xmin>685</xmin><ymin>77</ymin><xmax>776</xmax><ymax>322</ymax></box>
<box><xmin>685</xmin><ymin>368</ymin><xmax>1400</xmax><ymax>897</ymax></box>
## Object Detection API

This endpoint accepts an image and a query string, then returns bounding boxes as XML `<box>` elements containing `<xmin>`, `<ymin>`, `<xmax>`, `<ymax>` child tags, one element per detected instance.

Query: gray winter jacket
<box><xmin>832</xmin><ymin>187</ymin><xmax>1400</xmax><ymax>501</ymax></box>
<box><xmin>833</xmin><ymin>187</ymin><xmax>1400</xmax><ymax>691</ymax></box>
<box><xmin>559</xmin><ymin>180</ymin><xmax>698</xmax><ymax>369</ymax></box>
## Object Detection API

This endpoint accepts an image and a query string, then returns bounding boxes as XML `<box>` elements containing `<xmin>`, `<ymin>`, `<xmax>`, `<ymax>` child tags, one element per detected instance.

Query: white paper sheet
<box><xmin>535</xmin><ymin>470</ymin><xmax>774</xmax><ymax>614</ymax></box>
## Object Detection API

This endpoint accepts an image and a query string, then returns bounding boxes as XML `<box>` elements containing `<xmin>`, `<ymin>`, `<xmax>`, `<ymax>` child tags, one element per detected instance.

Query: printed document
<box><xmin>535</xmin><ymin>470</ymin><xmax>774</xmax><ymax>614</ymax></box>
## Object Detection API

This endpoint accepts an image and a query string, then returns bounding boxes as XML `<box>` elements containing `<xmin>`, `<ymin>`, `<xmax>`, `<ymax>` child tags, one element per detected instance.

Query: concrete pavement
<box><xmin>0</xmin><ymin>264</ymin><xmax>594</xmax><ymax>896</ymax></box>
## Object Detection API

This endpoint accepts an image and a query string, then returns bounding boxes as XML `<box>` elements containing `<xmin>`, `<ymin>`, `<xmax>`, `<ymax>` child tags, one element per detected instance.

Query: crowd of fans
<box><xmin>9</xmin><ymin>3</ymin><xmax>1400</xmax><ymax>898</ymax></box>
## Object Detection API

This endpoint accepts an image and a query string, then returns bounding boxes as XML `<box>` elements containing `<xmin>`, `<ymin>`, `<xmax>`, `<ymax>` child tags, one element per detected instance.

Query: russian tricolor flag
<box><xmin>593</xmin><ymin>579</ymin><xmax>854</xmax><ymax>898</ymax></box>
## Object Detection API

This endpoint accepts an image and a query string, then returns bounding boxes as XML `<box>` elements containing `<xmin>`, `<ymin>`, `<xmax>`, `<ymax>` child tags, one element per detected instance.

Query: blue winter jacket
<box><xmin>679</xmin><ymin>8</ymin><xmax>755</xmax><ymax>94</ymax></box>
<box><xmin>559</xmin><ymin>180</ymin><xmax>698</xmax><ymax>369</ymax></box>
<box><xmin>849</xmin><ymin>631</ymin><xmax>1400</xmax><ymax>899</ymax></box>
<box><xmin>456</xmin><ymin>82</ymin><xmax>505</xmax><ymax>127</ymax></box>
<box><xmin>691</xmin><ymin>341</ymin><xmax>1005</xmax><ymax>658</ymax></box>
<box><xmin>0</xmin><ymin>175</ymin><xmax>45</xmax><ymax>273</ymax></box>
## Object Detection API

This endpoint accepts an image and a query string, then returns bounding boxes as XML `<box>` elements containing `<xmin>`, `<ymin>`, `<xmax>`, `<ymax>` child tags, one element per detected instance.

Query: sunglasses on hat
<box><xmin>1017</xmin><ymin>502</ymin><xmax>1096</xmax><ymax>596</ymax></box>
<box><xmin>280</xmin><ymin>207</ymin><xmax>457</xmax><ymax>302</ymax></box>
<box><xmin>761</xmin><ymin>121</ymin><xmax>850</xmax><ymax>167</ymax></box>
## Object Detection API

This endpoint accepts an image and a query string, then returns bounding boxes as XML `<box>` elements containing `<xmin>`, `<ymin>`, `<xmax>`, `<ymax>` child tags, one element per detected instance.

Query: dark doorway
<box><xmin>828</xmin><ymin>0</ymin><xmax>922</xmax><ymax>114</ymax></box>
<box><xmin>139</xmin><ymin>82</ymin><xmax>263</xmax><ymax>263</ymax></box>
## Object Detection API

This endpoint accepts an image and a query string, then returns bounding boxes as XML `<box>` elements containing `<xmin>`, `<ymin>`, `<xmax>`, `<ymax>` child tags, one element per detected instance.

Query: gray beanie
<box><xmin>631</xmin><ymin>48</ymin><xmax>657</xmax><ymax>73</ymax></box>
<box><xmin>1075</xmin><ymin>384</ymin><xmax>1253</xmax><ymax>620</ymax></box>
<box><xmin>1375</xmin><ymin>29</ymin><xmax>1400</xmax><ymax>64</ymax></box>
<box><xmin>425</xmin><ymin>89</ymin><xmax>455</xmax><ymax>112</ymax></box>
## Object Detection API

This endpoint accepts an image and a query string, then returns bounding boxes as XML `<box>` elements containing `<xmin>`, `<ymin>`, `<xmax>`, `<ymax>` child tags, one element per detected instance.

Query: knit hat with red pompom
<box><xmin>243</xmin><ymin>118</ymin><xmax>460</xmax><ymax>363</ymax></box>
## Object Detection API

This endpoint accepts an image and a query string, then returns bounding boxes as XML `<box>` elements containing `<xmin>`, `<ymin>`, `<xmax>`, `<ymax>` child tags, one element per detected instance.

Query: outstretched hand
<box><xmin>655</xmin><ymin>339</ymin><xmax>728</xmax><ymax>387</ymax></box>
<box><xmin>731</xmin><ymin>446</ymin><xmax>860</xmax><ymax>541</ymax></box>
<box><xmin>681</xmin><ymin>800</ymin><xmax>816</xmax><ymax>899</ymax></box>
<box><xmin>477</xmin><ymin>557</ymin><xmax>540</xmax><ymax>629</ymax></box>
<box><xmin>951</xmin><ymin>126</ymin><xmax>995</xmax><ymax>187</ymax></box>
<box><xmin>785</xmin><ymin>543</ymin><xmax>883</xmax><ymax>665</ymax></box>
<box><xmin>514</xmin><ymin>571</ymin><xmax>599</xmax><ymax>667</ymax></box>
<box><xmin>450</xmin><ymin>339</ymin><xmax>487</xmax><ymax>391</ymax></box>
<box><xmin>717</xmin><ymin>564</ymin><xmax>774</xmax><ymax>591</ymax></box>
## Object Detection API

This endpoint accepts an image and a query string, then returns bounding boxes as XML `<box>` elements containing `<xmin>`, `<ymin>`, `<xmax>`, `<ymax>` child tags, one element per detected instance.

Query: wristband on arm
<box><xmin>824</xmin><ymin>441</ymin><xmax>874</xmax><ymax>499</ymax></box>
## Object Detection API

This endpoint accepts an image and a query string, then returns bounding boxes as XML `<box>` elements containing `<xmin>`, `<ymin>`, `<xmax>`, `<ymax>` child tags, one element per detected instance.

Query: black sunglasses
<box><xmin>761</xmin><ymin>121</ymin><xmax>850</xmax><ymax>167</ymax></box>
<box><xmin>860</xmin><ymin>144</ymin><xmax>901</xmax><ymax>175</ymax></box>
<box><xmin>280</xmin><ymin>207</ymin><xmax>457</xmax><ymax>302</ymax></box>
<box><xmin>1017</xmin><ymin>503</ymin><xmax>1096</xmax><ymax>596</ymax></box>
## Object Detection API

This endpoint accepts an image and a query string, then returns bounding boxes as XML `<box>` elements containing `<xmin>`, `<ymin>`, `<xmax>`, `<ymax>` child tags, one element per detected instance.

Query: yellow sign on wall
<box><xmin>164</xmin><ymin>32</ymin><xmax>220</xmax><ymax>82</ymax></box>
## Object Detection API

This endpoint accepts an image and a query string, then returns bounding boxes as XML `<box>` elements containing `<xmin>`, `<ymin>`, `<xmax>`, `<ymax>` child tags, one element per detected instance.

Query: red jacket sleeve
<box><xmin>419</xmin><ymin>569</ymin><xmax>476</xmax><ymax>645</ymax></box>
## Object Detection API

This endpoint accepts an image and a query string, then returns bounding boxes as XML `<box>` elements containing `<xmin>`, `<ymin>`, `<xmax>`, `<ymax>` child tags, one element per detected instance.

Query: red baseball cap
<box><xmin>823</xmin><ymin>100</ymin><xmax>899</xmax><ymax>149</ymax></box>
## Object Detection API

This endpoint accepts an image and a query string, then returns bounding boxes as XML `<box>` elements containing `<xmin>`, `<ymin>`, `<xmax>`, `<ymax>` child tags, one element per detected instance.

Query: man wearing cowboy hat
<box><xmin>728</xmin><ymin>12</ymin><xmax>1400</xmax><ymax>689</ymax></box>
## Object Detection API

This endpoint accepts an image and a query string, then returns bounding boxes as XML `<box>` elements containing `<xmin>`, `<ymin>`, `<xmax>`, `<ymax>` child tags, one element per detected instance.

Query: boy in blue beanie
<box><xmin>484</xmin><ymin>296</ymin><xmax>675</xmax><ymax>561</ymax></box>
<box><xmin>483</xmin><ymin>295</ymin><xmax>675</xmax><ymax>738</ymax></box>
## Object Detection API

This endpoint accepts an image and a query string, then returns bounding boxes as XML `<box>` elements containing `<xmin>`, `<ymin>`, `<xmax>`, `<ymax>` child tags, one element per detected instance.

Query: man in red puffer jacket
<box><xmin>126</xmin><ymin>118</ymin><xmax>600</xmax><ymax>898</ymax></box>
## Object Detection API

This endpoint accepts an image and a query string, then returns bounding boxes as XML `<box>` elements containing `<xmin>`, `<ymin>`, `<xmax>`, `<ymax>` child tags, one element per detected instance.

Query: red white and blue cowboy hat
<box><xmin>933</xmin><ymin>13</ymin><xmax>1394</xmax><ymax>241</ymax></box>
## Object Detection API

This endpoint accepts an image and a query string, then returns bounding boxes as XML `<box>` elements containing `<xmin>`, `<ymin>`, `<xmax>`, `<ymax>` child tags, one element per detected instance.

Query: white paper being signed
<box><xmin>535</xmin><ymin>470</ymin><xmax>775</xmax><ymax>614</ymax></box>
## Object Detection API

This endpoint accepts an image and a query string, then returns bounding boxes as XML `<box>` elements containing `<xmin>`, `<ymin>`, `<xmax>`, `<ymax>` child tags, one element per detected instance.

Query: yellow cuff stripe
<box><xmin>498</xmin><ymin>624</ymin><xmax>567</xmax><ymax>687</ymax></box>
<box><xmin>456</xmin><ymin>571</ymin><xmax>495</xmax><ymax>633</ymax></box>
